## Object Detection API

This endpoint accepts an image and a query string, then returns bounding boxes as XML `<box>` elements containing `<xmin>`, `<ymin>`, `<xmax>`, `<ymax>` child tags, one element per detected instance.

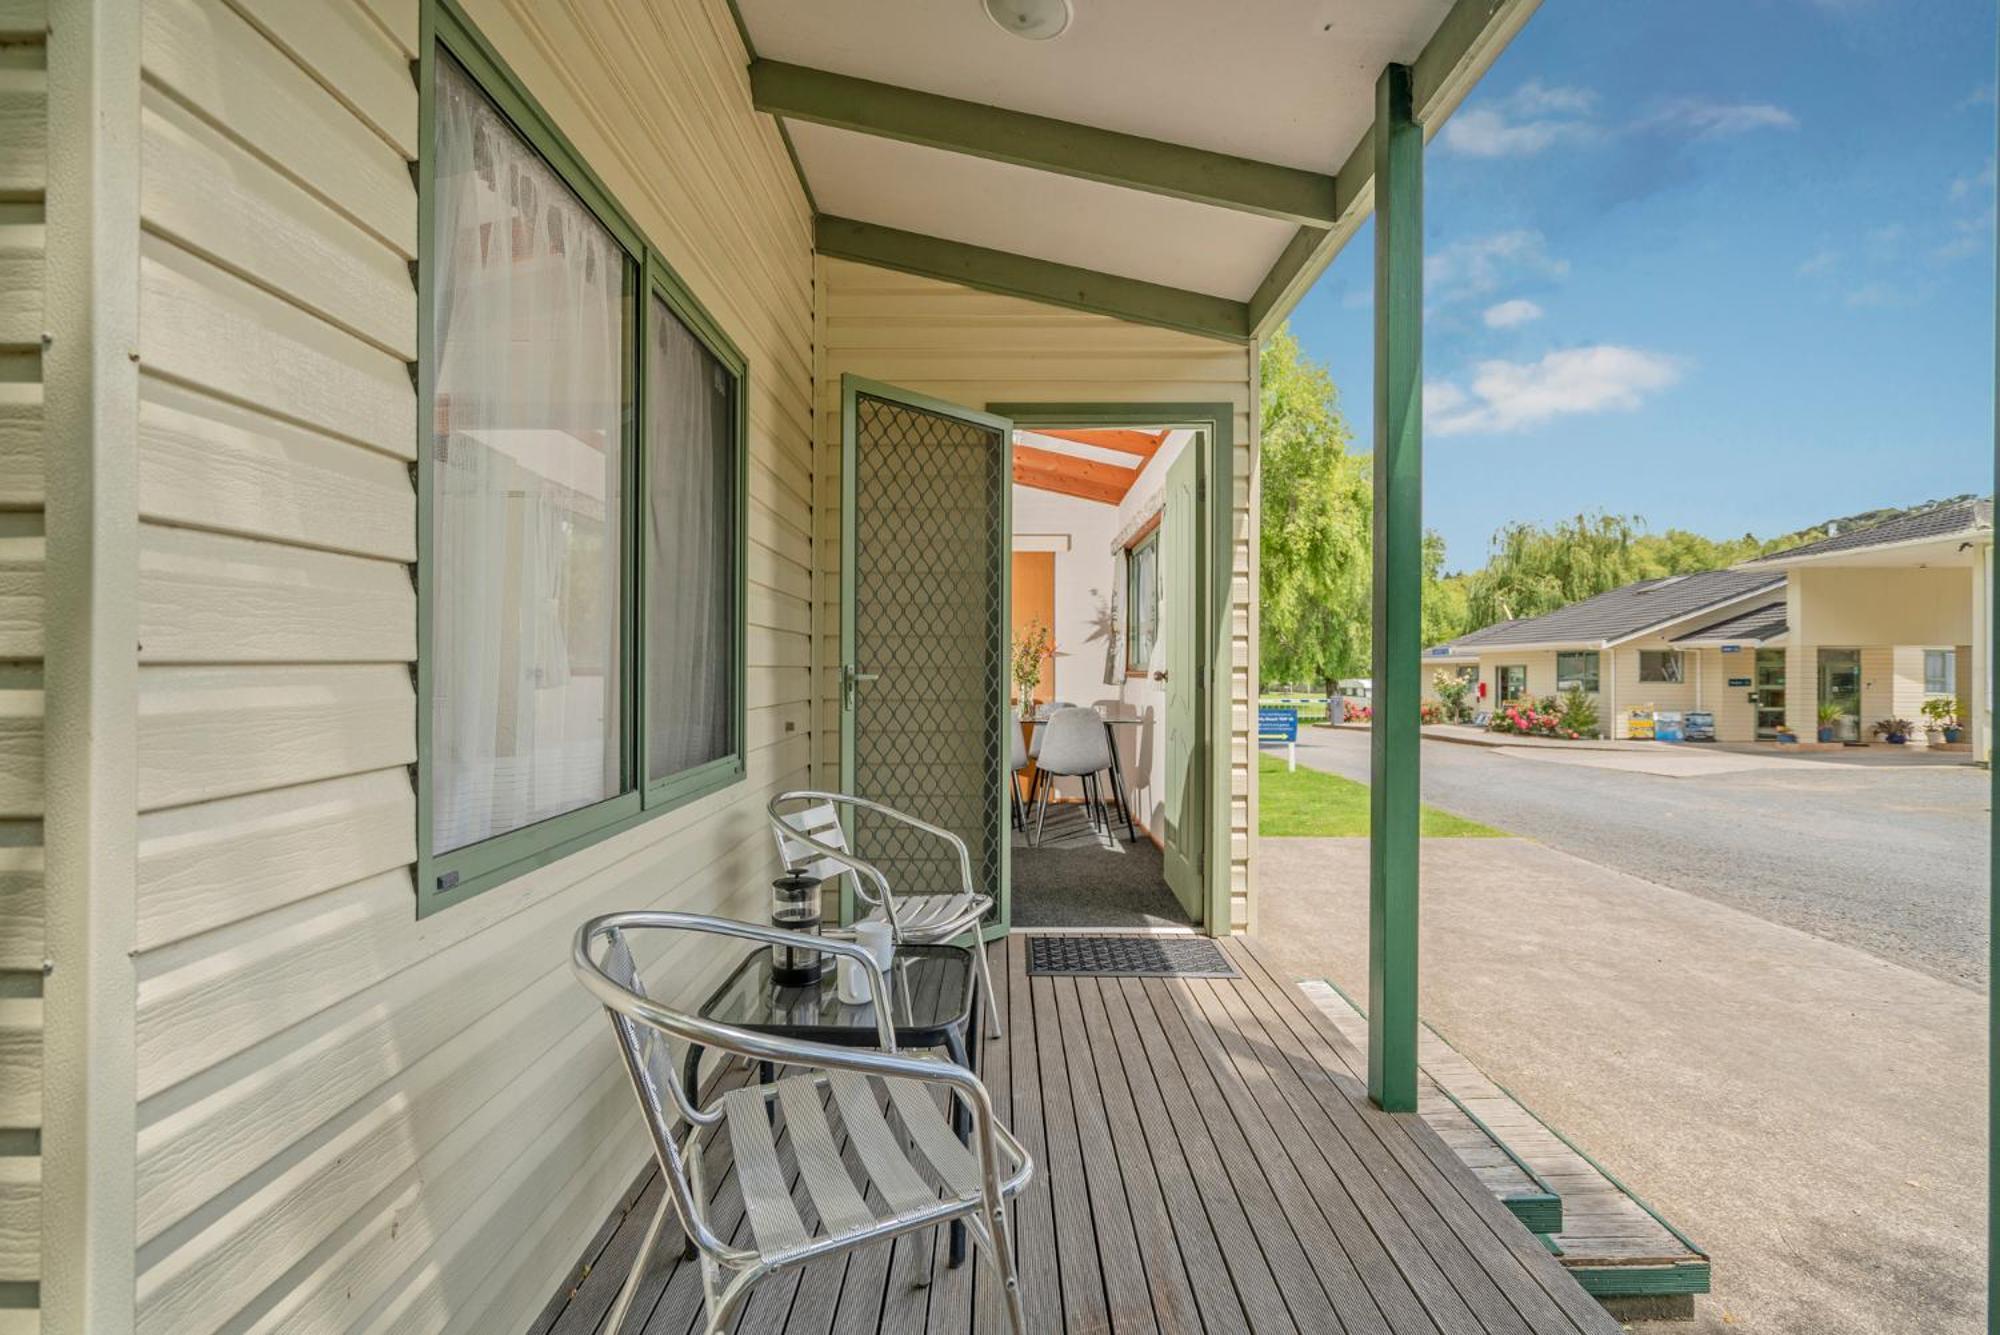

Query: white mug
<box><xmin>838</xmin><ymin>918</ymin><xmax>895</xmax><ymax>1005</ymax></box>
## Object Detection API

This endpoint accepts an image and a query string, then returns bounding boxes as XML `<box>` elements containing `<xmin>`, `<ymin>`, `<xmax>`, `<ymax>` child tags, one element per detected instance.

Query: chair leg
<box><xmin>981</xmin><ymin>1197</ymin><xmax>1027</xmax><ymax>1335</ymax></box>
<box><xmin>1009</xmin><ymin>772</ymin><xmax>1024</xmax><ymax>831</ymax></box>
<box><xmin>1032</xmin><ymin>771</ymin><xmax>1052</xmax><ymax>846</ymax></box>
<box><xmin>605</xmin><ymin>1190</ymin><xmax>676</xmax><ymax>1335</ymax></box>
<box><xmin>972</xmin><ymin>926</ymin><xmax>1002</xmax><ymax>1039</ymax></box>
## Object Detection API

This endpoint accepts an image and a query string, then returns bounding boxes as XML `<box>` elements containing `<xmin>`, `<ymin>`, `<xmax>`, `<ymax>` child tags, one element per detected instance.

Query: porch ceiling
<box><xmin>732</xmin><ymin>0</ymin><xmax>1540</xmax><ymax>340</ymax></box>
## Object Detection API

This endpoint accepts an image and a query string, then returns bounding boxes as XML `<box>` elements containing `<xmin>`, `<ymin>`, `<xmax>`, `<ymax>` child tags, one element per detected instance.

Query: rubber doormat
<box><xmin>1025</xmin><ymin>935</ymin><xmax>1239</xmax><ymax>978</ymax></box>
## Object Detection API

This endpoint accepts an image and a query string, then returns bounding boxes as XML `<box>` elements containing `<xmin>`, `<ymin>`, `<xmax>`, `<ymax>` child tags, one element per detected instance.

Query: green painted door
<box><xmin>1160</xmin><ymin>441</ymin><xmax>1204</xmax><ymax>919</ymax></box>
<box><xmin>839</xmin><ymin>377</ymin><xmax>1012</xmax><ymax>936</ymax></box>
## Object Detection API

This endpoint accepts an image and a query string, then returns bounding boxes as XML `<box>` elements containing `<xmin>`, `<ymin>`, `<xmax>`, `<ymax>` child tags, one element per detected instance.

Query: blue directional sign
<box><xmin>1258</xmin><ymin>707</ymin><xmax>1299</xmax><ymax>742</ymax></box>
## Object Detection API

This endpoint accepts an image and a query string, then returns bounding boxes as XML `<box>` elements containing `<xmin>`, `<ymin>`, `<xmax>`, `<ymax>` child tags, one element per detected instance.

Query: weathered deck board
<box><xmin>538</xmin><ymin>936</ymin><xmax>1622</xmax><ymax>1334</ymax></box>
<box><xmin>1293</xmin><ymin>973</ymin><xmax>1709</xmax><ymax>1296</ymax></box>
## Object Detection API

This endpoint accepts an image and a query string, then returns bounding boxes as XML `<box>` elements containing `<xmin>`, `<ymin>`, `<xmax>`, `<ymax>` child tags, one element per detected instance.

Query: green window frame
<box><xmin>416</xmin><ymin>0</ymin><xmax>748</xmax><ymax>916</ymax></box>
<box><xmin>1125</xmin><ymin>525</ymin><xmax>1161</xmax><ymax>674</ymax></box>
<box><xmin>1555</xmin><ymin>650</ymin><xmax>1599</xmax><ymax>694</ymax></box>
<box><xmin>1498</xmin><ymin>664</ymin><xmax>1528</xmax><ymax>702</ymax></box>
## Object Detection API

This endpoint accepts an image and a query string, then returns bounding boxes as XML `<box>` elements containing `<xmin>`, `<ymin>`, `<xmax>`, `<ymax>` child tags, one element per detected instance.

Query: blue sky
<box><xmin>1289</xmin><ymin>0</ymin><xmax>1997</xmax><ymax>571</ymax></box>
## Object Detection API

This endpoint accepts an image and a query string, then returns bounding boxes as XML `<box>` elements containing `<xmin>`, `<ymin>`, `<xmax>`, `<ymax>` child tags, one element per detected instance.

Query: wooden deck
<box><xmin>532</xmin><ymin>936</ymin><xmax>1621</xmax><ymax>1334</ymax></box>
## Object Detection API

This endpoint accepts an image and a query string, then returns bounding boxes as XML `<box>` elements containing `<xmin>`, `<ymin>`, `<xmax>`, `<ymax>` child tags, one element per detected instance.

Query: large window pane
<box><xmin>1126</xmin><ymin>530</ymin><xmax>1160</xmax><ymax>672</ymax></box>
<box><xmin>429</xmin><ymin>54</ymin><xmax>629</xmax><ymax>854</ymax></box>
<box><xmin>647</xmin><ymin>298</ymin><xmax>737</xmax><ymax>781</ymax></box>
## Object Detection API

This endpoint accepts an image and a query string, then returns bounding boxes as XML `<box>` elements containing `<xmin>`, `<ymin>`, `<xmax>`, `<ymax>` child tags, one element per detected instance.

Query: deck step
<box><xmin>1298</xmin><ymin>979</ymin><xmax>1711</xmax><ymax>1301</ymax></box>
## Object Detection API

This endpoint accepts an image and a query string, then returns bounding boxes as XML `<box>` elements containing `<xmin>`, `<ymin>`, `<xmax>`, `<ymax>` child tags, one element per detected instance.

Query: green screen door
<box><xmin>839</xmin><ymin>377</ymin><xmax>1012</xmax><ymax>935</ymax></box>
<box><xmin>1160</xmin><ymin>440</ymin><xmax>1204</xmax><ymax>919</ymax></box>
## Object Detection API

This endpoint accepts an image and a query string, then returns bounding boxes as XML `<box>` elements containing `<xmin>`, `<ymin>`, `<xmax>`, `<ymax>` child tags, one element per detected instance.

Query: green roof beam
<box><xmin>815</xmin><ymin>216</ymin><xmax>1251</xmax><ymax>344</ymax></box>
<box><xmin>754</xmin><ymin>60</ymin><xmax>1338</xmax><ymax>228</ymax></box>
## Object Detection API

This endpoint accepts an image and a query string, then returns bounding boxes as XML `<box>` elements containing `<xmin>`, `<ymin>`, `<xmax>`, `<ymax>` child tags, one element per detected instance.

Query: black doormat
<box><xmin>1025</xmin><ymin>934</ymin><xmax>1238</xmax><ymax>978</ymax></box>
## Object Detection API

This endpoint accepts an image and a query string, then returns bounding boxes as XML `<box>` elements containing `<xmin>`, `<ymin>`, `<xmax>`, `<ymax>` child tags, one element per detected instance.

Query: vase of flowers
<box><xmin>1011</xmin><ymin>619</ymin><xmax>1054</xmax><ymax>718</ymax></box>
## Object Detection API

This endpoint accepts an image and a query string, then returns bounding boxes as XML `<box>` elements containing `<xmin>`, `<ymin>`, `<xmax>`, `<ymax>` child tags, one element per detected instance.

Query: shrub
<box><xmin>1342</xmin><ymin>698</ymin><xmax>1372</xmax><ymax>723</ymax></box>
<box><xmin>1556</xmin><ymin>686</ymin><xmax>1599</xmax><ymax>738</ymax></box>
<box><xmin>1431</xmin><ymin>670</ymin><xmax>1472</xmax><ymax>723</ymax></box>
<box><xmin>1488</xmin><ymin>693</ymin><xmax>1589</xmax><ymax>740</ymax></box>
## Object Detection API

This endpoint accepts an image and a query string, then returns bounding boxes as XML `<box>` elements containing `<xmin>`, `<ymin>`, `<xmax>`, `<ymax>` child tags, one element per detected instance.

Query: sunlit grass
<box><xmin>1257</xmin><ymin>753</ymin><xmax>1505</xmax><ymax>838</ymax></box>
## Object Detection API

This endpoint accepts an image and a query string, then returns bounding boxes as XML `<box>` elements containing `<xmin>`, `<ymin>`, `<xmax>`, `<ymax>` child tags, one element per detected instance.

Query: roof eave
<box><xmin>1600</xmin><ymin>578</ymin><xmax>1789</xmax><ymax>648</ymax></box>
<box><xmin>1743</xmin><ymin>525</ymin><xmax>1994</xmax><ymax>571</ymax></box>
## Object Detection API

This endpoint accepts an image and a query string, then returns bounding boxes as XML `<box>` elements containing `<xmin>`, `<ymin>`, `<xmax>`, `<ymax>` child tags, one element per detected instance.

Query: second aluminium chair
<box><xmin>769</xmin><ymin>791</ymin><xmax>1004</xmax><ymax>1039</ymax></box>
<box><xmin>573</xmin><ymin>911</ymin><xmax>1032</xmax><ymax>1334</ymax></box>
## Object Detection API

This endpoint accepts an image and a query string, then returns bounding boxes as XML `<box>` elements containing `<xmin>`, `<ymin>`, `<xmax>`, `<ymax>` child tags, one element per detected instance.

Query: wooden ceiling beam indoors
<box><xmin>1029</xmin><ymin>428</ymin><xmax>1170</xmax><ymax>462</ymax></box>
<box><xmin>1012</xmin><ymin>444</ymin><xmax>1135</xmax><ymax>505</ymax></box>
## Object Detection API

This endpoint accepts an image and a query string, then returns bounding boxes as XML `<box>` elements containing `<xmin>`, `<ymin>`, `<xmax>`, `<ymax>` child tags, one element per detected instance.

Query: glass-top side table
<box><xmin>682</xmin><ymin>940</ymin><xmax>982</xmax><ymax>1266</ymax></box>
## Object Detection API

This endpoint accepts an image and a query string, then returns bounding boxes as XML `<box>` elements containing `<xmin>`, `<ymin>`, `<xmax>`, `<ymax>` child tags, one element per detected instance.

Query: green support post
<box><xmin>1368</xmin><ymin>63</ymin><xmax>1422</xmax><ymax>1114</ymax></box>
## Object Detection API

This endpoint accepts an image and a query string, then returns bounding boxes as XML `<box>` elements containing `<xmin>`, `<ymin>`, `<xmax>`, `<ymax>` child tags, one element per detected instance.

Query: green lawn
<box><xmin>1257</xmin><ymin>753</ymin><xmax>1505</xmax><ymax>838</ymax></box>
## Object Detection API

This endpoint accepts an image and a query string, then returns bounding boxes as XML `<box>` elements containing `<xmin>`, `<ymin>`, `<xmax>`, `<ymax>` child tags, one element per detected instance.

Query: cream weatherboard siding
<box><xmin>119</xmin><ymin>1</ymin><xmax>815</xmax><ymax>1333</ymax></box>
<box><xmin>813</xmin><ymin>256</ymin><xmax>1259</xmax><ymax>931</ymax></box>
<box><xmin>0</xmin><ymin>2</ymin><xmax>40</xmax><ymax>1328</ymax></box>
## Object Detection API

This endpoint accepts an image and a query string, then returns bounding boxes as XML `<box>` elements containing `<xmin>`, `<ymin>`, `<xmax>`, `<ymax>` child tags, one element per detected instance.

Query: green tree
<box><xmin>1462</xmin><ymin>512</ymin><xmax>1645</xmax><ymax>626</ymax></box>
<box><xmin>1258</xmin><ymin>328</ymin><xmax>1371</xmax><ymax>690</ymax></box>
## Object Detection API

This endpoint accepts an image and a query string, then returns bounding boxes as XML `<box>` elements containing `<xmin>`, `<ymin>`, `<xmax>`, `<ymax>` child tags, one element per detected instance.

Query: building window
<box><xmin>1555</xmin><ymin>650</ymin><xmax>1600</xmax><ymax>694</ymax></box>
<box><xmin>427</xmin><ymin>50</ymin><xmax>631</xmax><ymax>860</ymax></box>
<box><xmin>1639</xmin><ymin>650</ymin><xmax>1685</xmax><ymax>684</ymax></box>
<box><xmin>1498</xmin><ymin>664</ymin><xmax>1528</xmax><ymax>702</ymax></box>
<box><xmin>419</xmin><ymin>13</ymin><xmax>747</xmax><ymax>913</ymax></box>
<box><xmin>1125</xmin><ymin>525</ymin><xmax>1161</xmax><ymax>674</ymax></box>
<box><xmin>645</xmin><ymin>286</ymin><xmax>744</xmax><ymax>801</ymax></box>
<box><xmin>1925</xmin><ymin>648</ymin><xmax>1957</xmax><ymax>696</ymax></box>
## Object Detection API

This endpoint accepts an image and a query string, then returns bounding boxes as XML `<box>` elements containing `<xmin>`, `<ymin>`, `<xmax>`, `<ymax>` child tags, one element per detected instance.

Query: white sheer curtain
<box><xmin>646</xmin><ymin>299</ymin><xmax>734</xmax><ymax>780</ymax></box>
<box><xmin>430</xmin><ymin>54</ymin><xmax>626</xmax><ymax>854</ymax></box>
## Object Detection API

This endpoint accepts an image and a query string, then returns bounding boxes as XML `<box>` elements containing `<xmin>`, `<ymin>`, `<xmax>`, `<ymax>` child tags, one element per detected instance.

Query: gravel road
<box><xmin>1295</xmin><ymin>727</ymin><xmax>1992</xmax><ymax>991</ymax></box>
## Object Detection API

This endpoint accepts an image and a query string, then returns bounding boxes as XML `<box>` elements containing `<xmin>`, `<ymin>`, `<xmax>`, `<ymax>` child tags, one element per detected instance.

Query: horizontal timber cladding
<box><xmin>0</xmin><ymin>0</ymin><xmax>36</xmax><ymax>1322</ymax></box>
<box><xmin>815</xmin><ymin>256</ymin><xmax>1258</xmax><ymax>932</ymax></box>
<box><xmin>127</xmin><ymin>2</ymin><xmax>813</xmax><ymax>1334</ymax></box>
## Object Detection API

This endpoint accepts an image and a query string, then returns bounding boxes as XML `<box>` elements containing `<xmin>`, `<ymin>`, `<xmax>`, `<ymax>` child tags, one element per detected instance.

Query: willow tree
<box><xmin>1258</xmin><ymin>328</ymin><xmax>1372</xmax><ymax>691</ymax></box>
<box><xmin>1463</xmin><ymin>512</ymin><xmax>1643</xmax><ymax>626</ymax></box>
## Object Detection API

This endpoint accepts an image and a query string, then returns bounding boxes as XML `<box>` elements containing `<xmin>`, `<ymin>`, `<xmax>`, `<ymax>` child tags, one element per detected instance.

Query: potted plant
<box><xmin>1922</xmin><ymin>695</ymin><xmax>1964</xmax><ymax>744</ymax></box>
<box><xmin>1010</xmin><ymin>618</ymin><xmax>1054</xmax><ymax>719</ymax></box>
<box><xmin>1870</xmin><ymin>717</ymin><xmax>1915</xmax><ymax>745</ymax></box>
<box><xmin>1815</xmin><ymin>700</ymin><xmax>1844</xmax><ymax>744</ymax></box>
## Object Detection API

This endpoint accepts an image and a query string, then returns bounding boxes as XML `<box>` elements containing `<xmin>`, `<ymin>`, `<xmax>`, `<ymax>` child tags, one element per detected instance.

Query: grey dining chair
<box><xmin>1029</xmin><ymin>706</ymin><xmax>1116</xmax><ymax>846</ymax></box>
<box><xmin>573</xmin><ymin>911</ymin><xmax>1032</xmax><ymax>1335</ymax></box>
<box><xmin>769</xmin><ymin>791</ymin><xmax>1003</xmax><ymax>1039</ymax></box>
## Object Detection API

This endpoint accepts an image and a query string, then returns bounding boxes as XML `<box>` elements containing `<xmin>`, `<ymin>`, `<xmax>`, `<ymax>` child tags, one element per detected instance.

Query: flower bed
<box><xmin>1489</xmin><ymin>699</ymin><xmax>1584</xmax><ymax>740</ymax></box>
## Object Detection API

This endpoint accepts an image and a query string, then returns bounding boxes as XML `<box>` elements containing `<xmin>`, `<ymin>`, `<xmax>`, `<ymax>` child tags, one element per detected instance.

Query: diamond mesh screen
<box><xmin>851</xmin><ymin>393</ymin><xmax>1006</xmax><ymax>915</ymax></box>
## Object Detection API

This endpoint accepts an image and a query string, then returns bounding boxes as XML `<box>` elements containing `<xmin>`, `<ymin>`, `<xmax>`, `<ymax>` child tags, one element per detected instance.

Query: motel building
<box><xmin>1427</xmin><ymin>499</ymin><xmax>1994</xmax><ymax>758</ymax></box>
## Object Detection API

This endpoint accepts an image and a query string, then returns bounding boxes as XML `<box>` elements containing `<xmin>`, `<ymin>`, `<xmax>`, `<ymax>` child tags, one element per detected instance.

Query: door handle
<box><xmin>841</xmin><ymin>665</ymin><xmax>880</xmax><ymax>712</ymax></box>
<box><xmin>1153</xmin><ymin>670</ymin><xmax>1168</xmax><ymax>682</ymax></box>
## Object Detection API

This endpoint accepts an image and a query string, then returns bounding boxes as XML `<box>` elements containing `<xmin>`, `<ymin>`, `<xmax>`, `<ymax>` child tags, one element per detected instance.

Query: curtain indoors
<box><xmin>646</xmin><ymin>299</ymin><xmax>735</xmax><ymax>781</ymax></box>
<box><xmin>430</xmin><ymin>53</ymin><xmax>627</xmax><ymax>854</ymax></box>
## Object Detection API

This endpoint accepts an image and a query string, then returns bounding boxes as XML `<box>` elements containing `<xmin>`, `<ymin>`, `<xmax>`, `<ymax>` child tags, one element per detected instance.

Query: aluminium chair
<box><xmin>573</xmin><ymin>911</ymin><xmax>1032</xmax><ymax>1335</ymax></box>
<box><xmin>769</xmin><ymin>792</ymin><xmax>1004</xmax><ymax>1039</ymax></box>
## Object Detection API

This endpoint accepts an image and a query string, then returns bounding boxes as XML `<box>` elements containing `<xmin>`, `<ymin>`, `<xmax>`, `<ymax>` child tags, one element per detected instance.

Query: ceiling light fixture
<box><xmin>983</xmin><ymin>0</ymin><xmax>1071</xmax><ymax>41</ymax></box>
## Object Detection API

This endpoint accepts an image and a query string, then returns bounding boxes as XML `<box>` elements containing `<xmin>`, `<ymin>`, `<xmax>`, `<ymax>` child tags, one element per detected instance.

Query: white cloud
<box><xmin>1796</xmin><ymin>248</ymin><xmax>1839</xmax><ymax>277</ymax></box>
<box><xmin>1642</xmin><ymin>98</ymin><xmax>1799</xmax><ymax>138</ymax></box>
<box><xmin>1440</xmin><ymin>81</ymin><xmax>1597</xmax><ymax>159</ymax></box>
<box><xmin>1482</xmin><ymin>299</ymin><xmax>1545</xmax><ymax>329</ymax></box>
<box><xmin>1426</xmin><ymin>346</ymin><xmax>1682</xmax><ymax>436</ymax></box>
<box><xmin>1426</xmin><ymin>230</ymin><xmax>1568</xmax><ymax>307</ymax></box>
<box><xmin>1949</xmin><ymin>158</ymin><xmax>1995</xmax><ymax>203</ymax></box>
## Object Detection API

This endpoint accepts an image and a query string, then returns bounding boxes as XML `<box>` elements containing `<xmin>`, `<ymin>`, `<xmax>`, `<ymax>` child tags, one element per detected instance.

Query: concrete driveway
<box><xmin>1255</xmin><ymin>836</ymin><xmax>1986</xmax><ymax>1334</ymax></box>
<box><xmin>1297</xmin><ymin>726</ymin><xmax>1991</xmax><ymax>990</ymax></box>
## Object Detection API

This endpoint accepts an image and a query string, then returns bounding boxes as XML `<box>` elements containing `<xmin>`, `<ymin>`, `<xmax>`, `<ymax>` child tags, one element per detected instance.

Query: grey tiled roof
<box><xmin>1751</xmin><ymin>498</ymin><xmax>1992</xmax><ymax>564</ymax></box>
<box><xmin>1671</xmin><ymin>601</ymin><xmax>1787</xmax><ymax>645</ymax></box>
<box><xmin>1443</xmin><ymin>567</ymin><xmax>1786</xmax><ymax>650</ymax></box>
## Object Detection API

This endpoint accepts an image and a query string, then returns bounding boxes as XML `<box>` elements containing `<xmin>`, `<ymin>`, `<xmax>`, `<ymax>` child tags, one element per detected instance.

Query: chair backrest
<box><xmin>1037</xmin><ymin>706</ymin><xmax>1111</xmax><ymax>775</ymax></box>
<box><xmin>572</xmin><ymin>911</ymin><xmax>899</xmax><ymax>1263</ymax></box>
<box><xmin>771</xmin><ymin>799</ymin><xmax>856</xmax><ymax>900</ymax></box>
<box><xmin>1011</xmin><ymin>723</ymin><xmax>1028</xmax><ymax>770</ymax></box>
